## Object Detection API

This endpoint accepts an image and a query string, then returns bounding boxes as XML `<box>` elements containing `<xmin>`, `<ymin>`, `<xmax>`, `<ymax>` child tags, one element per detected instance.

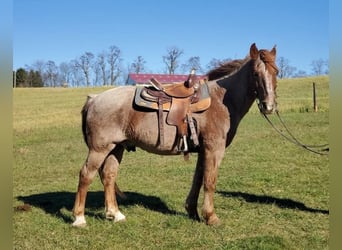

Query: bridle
<box><xmin>253</xmin><ymin>54</ymin><xmax>328</xmax><ymax>156</ymax></box>
<box><xmin>252</xmin><ymin>53</ymin><xmax>328</xmax><ymax>155</ymax></box>
<box><xmin>256</xmin><ymin>99</ymin><xmax>329</xmax><ymax>155</ymax></box>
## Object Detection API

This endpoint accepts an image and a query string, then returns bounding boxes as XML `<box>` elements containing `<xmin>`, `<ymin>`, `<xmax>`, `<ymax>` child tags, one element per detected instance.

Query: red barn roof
<box><xmin>127</xmin><ymin>73</ymin><xmax>206</xmax><ymax>85</ymax></box>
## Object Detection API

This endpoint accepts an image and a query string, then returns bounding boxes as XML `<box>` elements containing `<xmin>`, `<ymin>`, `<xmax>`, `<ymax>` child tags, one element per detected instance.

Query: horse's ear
<box><xmin>250</xmin><ymin>43</ymin><xmax>259</xmax><ymax>59</ymax></box>
<box><xmin>270</xmin><ymin>45</ymin><xmax>277</xmax><ymax>56</ymax></box>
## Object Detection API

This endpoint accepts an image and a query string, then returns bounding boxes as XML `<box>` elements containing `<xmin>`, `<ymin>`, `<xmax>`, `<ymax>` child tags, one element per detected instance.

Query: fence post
<box><xmin>13</xmin><ymin>70</ymin><xmax>16</xmax><ymax>88</ymax></box>
<box><xmin>313</xmin><ymin>82</ymin><xmax>318</xmax><ymax>112</ymax></box>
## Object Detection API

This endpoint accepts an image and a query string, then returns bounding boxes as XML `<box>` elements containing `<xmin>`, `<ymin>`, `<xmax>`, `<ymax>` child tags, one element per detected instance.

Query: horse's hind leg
<box><xmin>99</xmin><ymin>145</ymin><xmax>126</xmax><ymax>222</ymax></box>
<box><xmin>72</xmin><ymin>148</ymin><xmax>112</xmax><ymax>227</ymax></box>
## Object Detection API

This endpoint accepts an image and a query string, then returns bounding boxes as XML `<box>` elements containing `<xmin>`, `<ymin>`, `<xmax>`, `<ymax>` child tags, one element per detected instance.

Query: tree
<box><xmin>277</xmin><ymin>56</ymin><xmax>296</xmax><ymax>79</ymax></box>
<box><xmin>27</xmin><ymin>70</ymin><xmax>43</xmax><ymax>87</ymax></box>
<box><xmin>97</xmin><ymin>52</ymin><xmax>107</xmax><ymax>86</ymax></box>
<box><xmin>90</xmin><ymin>63</ymin><xmax>100</xmax><ymax>86</ymax></box>
<box><xmin>107</xmin><ymin>45</ymin><xmax>122</xmax><ymax>85</ymax></box>
<box><xmin>131</xmin><ymin>56</ymin><xmax>146</xmax><ymax>74</ymax></box>
<box><xmin>70</xmin><ymin>60</ymin><xmax>83</xmax><ymax>87</ymax></box>
<box><xmin>163</xmin><ymin>46</ymin><xmax>183</xmax><ymax>74</ymax></box>
<box><xmin>311</xmin><ymin>59</ymin><xmax>328</xmax><ymax>76</ymax></box>
<box><xmin>28</xmin><ymin>60</ymin><xmax>46</xmax><ymax>86</ymax></box>
<box><xmin>16</xmin><ymin>68</ymin><xmax>27</xmax><ymax>87</ymax></box>
<box><xmin>59</xmin><ymin>62</ymin><xmax>72</xmax><ymax>86</ymax></box>
<box><xmin>293</xmin><ymin>70</ymin><xmax>308</xmax><ymax>78</ymax></box>
<box><xmin>181</xmin><ymin>56</ymin><xmax>204</xmax><ymax>74</ymax></box>
<box><xmin>75</xmin><ymin>52</ymin><xmax>94</xmax><ymax>86</ymax></box>
<box><xmin>45</xmin><ymin>60</ymin><xmax>59</xmax><ymax>87</ymax></box>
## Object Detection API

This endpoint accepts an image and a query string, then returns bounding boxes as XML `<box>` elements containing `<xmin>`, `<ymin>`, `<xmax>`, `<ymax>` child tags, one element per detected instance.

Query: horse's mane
<box><xmin>206</xmin><ymin>58</ymin><xmax>249</xmax><ymax>81</ymax></box>
<box><xmin>206</xmin><ymin>49</ymin><xmax>278</xmax><ymax>81</ymax></box>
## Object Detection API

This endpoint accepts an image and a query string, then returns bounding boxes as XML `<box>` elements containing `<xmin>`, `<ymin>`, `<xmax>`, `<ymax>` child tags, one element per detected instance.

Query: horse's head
<box><xmin>250</xmin><ymin>43</ymin><xmax>278</xmax><ymax>114</ymax></box>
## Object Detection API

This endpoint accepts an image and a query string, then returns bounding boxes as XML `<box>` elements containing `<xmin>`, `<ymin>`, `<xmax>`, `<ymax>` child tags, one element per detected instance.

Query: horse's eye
<box><xmin>253</xmin><ymin>72</ymin><xmax>259</xmax><ymax>78</ymax></box>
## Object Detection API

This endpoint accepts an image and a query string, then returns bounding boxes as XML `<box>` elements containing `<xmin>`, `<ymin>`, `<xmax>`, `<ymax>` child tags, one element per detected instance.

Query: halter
<box><xmin>256</xmin><ymin>99</ymin><xmax>329</xmax><ymax>155</ymax></box>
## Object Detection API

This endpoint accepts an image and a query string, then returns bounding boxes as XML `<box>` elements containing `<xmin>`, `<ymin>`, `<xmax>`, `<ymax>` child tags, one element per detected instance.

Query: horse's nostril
<box><xmin>261</xmin><ymin>102</ymin><xmax>275</xmax><ymax>114</ymax></box>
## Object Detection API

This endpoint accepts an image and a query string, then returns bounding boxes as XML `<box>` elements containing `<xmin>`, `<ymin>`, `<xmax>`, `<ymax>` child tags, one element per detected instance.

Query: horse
<box><xmin>72</xmin><ymin>43</ymin><xmax>278</xmax><ymax>227</ymax></box>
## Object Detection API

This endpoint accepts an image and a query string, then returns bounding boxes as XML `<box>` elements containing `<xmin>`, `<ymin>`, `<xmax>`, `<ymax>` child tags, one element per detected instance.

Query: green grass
<box><xmin>13</xmin><ymin>77</ymin><xmax>329</xmax><ymax>249</ymax></box>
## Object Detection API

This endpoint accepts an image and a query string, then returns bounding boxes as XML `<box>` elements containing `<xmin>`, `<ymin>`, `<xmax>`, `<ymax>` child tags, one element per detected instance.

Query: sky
<box><xmin>13</xmin><ymin>0</ymin><xmax>329</xmax><ymax>75</ymax></box>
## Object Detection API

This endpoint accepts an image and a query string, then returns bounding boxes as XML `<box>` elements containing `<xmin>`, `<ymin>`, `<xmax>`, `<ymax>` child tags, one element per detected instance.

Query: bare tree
<box><xmin>92</xmin><ymin>62</ymin><xmax>101</xmax><ymax>86</ymax></box>
<box><xmin>311</xmin><ymin>59</ymin><xmax>328</xmax><ymax>76</ymax></box>
<box><xmin>277</xmin><ymin>56</ymin><xmax>296</xmax><ymax>79</ymax></box>
<box><xmin>70</xmin><ymin>59</ymin><xmax>83</xmax><ymax>87</ymax></box>
<box><xmin>59</xmin><ymin>62</ymin><xmax>72</xmax><ymax>86</ymax></box>
<box><xmin>293</xmin><ymin>70</ymin><xmax>308</xmax><ymax>78</ymax></box>
<box><xmin>107</xmin><ymin>45</ymin><xmax>122</xmax><ymax>85</ymax></box>
<box><xmin>97</xmin><ymin>52</ymin><xmax>107</xmax><ymax>86</ymax></box>
<box><xmin>131</xmin><ymin>56</ymin><xmax>146</xmax><ymax>74</ymax></box>
<box><xmin>163</xmin><ymin>46</ymin><xmax>184</xmax><ymax>74</ymax></box>
<box><xmin>75</xmin><ymin>52</ymin><xmax>94</xmax><ymax>86</ymax></box>
<box><xmin>181</xmin><ymin>56</ymin><xmax>204</xmax><ymax>74</ymax></box>
<box><xmin>122</xmin><ymin>63</ymin><xmax>130</xmax><ymax>85</ymax></box>
<box><xmin>45</xmin><ymin>60</ymin><xmax>59</xmax><ymax>87</ymax></box>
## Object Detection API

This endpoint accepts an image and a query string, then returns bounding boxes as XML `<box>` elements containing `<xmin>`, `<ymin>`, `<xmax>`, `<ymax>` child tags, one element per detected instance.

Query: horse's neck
<box><xmin>213</xmin><ymin>66</ymin><xmax>256</xmax><ymax>147</ymax></box>
<box><xmin>218</xmin><ymin>66</ymin><xmax>255</xmax><ymax>120</ymax></box>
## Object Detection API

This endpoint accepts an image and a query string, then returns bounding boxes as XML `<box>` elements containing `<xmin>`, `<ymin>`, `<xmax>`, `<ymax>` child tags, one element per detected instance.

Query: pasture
<box><xmin>13</xmin><ymin>76</ymin><xmax>329</xmax><ymax>249</ymax></box>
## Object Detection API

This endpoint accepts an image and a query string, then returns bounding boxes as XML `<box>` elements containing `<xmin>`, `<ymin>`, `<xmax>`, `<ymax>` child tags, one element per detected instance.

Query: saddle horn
<box><xmin>185</xmin><ymin>68</ymin><xmax>197</xmax><ymax>88</ymax></box>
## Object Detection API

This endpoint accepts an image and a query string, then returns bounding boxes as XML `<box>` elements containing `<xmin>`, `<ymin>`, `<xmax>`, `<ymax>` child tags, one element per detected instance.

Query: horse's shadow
<box><xmin>217</xmin><ymin>191</ymin><xmax>329</xmax><ymax>214</ymax></box>
<box><xmin>16</xmin><ymin>190</ymin><xmax>328</xmax><ymax>224</ymax></box>
<box><xmin>16</xmin><ymin>191</ymin><xmax>182</xmax><ymax>223</ymax></box>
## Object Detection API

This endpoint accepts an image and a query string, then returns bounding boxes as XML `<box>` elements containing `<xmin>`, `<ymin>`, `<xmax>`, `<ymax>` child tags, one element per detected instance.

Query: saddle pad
<box><xmin>134</xmin><ymin>82</ymin><xmax>211</xmax><ymax>112</ymax></box>
<box><xmin>134</xmin><ymin>86</ymin><xmax>171</xmax><ymax>111</ymax></box>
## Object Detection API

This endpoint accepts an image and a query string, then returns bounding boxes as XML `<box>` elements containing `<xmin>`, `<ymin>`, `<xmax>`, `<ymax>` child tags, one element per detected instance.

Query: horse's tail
<box><xmin>115</xmin><ymin>182</ymin><xmax>126</xmax><ymax>199</ymax></box>
<box><xmin>81</xmin><ymin>94</ymin><xmax>97</xmax><ymax>147</ymax></box>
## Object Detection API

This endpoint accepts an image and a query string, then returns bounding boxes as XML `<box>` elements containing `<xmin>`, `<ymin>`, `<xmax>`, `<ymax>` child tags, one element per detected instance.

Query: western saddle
<box><xmin>134</xmin><ymin>70</ymin><xmax>211</xmax><ymax>157</ymax></box>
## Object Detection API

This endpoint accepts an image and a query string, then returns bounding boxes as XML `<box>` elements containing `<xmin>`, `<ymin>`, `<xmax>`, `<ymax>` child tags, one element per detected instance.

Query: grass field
<box><xmin>13</xmin><ymin>76</ymin><xmax>329</xmax><ymax>249</ymax></box>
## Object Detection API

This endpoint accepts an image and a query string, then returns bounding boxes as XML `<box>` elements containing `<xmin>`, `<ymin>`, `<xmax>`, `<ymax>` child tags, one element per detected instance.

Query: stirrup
<box><xmin>177</xmin><ymin>135</ymin><xmax>188</xmax><ymax>152</ymax></box>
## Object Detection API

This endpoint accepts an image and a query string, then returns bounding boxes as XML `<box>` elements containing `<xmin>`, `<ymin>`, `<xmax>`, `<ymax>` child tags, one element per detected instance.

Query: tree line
<box><xmin>14</xmin><ymin>44</ymin><xmax>329</xmax><ymax>87</ymax></box>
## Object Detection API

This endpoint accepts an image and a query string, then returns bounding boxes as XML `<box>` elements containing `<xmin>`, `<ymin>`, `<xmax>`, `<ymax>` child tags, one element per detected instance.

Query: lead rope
<box><xmin>257</xmin><ymin>101</ymin><xmax>329</xmax><ymax>155</ymax></box>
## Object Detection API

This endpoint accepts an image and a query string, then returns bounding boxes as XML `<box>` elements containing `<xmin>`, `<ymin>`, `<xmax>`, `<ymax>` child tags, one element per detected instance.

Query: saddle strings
<box><xmin>256</xmin><ymin>100</ymin><xmax>329</xmax><ymax>155</ymax></box>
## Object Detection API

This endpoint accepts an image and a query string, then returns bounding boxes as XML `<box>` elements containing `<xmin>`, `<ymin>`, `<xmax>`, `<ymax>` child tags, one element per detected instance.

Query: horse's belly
<box><xmin>127</xmin><ymin>110</ymin><xmax>180</xmax><ymax>154</ymax></box>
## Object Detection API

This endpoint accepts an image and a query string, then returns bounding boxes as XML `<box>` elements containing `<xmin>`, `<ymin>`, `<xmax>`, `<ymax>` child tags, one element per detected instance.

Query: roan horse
<box><xmin>72</xmin><ymin>43</ymin><xmax>278</xmax><ymax>226</ymax></box>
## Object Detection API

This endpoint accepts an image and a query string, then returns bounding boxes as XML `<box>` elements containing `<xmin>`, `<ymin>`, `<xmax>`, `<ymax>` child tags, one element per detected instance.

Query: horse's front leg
<box><xmin>201</xmin><ymin>141</ymin><xmax>225</xmax><ymax>225</ymax></box>
<box><xmin>185</xmin><ymin>151</ymin><xmax>205</xmax><ymax>221</ymax></box>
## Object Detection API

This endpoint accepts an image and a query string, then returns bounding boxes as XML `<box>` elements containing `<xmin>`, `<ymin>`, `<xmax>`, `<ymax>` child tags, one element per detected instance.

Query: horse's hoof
<box><xmin>72</xmin><ymin>216</ymin><xmax>87</xmax><ymax>227</ymax></box>
<box><xmin>106</xmin><ymin>210</ymin><xmax>126</xmax><ymax>223</ymax></box>
<box><xmin>114</xmin><ymin>211</ymin><xmax>126</xmax><ymax>223</ymax></box>
<box><xmin>206</xmin><ymin>214</ymin><xmax>221</xmax><ymax>226</ymax></box>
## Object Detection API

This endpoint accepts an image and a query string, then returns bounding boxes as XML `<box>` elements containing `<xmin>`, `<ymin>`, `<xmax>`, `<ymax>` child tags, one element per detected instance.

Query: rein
<box><xmin>257</xmin><ymin>101</ymin><xmax>329</xmax><ymax>155</ymax></box>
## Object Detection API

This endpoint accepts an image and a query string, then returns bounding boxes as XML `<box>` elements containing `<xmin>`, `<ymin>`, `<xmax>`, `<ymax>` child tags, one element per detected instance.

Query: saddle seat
<box><xmin>149</xmin><ymin>78</ymin><xmax>196</xmax><ymax>98</ymax></box>
<box><xmin>134</xmin><ymin>71</ymin><xmax>211</xmax><ymax>156</ymax></box>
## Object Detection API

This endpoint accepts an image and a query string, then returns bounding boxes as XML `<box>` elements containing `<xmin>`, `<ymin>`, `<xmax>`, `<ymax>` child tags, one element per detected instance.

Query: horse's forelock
<box><xmin>259</xmin><ymin>50</ymin><xmax>278</xmax><ymax>74</ymax></box>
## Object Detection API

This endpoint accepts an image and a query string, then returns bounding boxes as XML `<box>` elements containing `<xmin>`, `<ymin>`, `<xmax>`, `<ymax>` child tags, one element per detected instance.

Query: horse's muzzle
<box><xmin>259</xmin><ymin>101</ymin><xmax>276</xmax><ymax>114</ymax></box>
